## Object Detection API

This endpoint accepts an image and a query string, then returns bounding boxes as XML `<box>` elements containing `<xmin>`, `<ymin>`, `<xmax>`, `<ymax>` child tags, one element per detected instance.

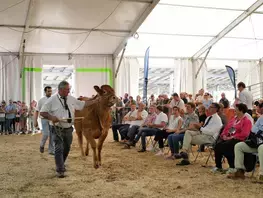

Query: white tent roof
<box><xmin>1</xmin><ymin>0</ymin><xmax>263</xmax><ymax>60</ymax></box>
<box><xmin>125</xmin><ymin>0</ymin><xmax>263</xmax><ymax>60</ymax></box>
<box><xmin>0</xmin><ymin>0</ymin><xmax>156</xmax><ymax>55</ymax></box>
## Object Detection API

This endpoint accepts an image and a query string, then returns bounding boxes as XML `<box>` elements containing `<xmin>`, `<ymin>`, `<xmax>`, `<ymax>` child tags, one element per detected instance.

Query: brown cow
<box><xmin>74</xmin><ymin>85</ymin><xmax>117</xmax><ymax>168</ymax></box>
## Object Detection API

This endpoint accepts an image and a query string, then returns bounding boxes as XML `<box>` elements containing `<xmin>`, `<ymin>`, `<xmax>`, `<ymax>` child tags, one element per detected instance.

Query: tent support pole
<box><xmin>115</xmin><ymin>43</ymin><xmax>127</xmax><ymax>78</ymax></box>
<box><xmin>195</xmin><ymin>46</ymin><xmax>211</xmax><ymax>79</ymax></box>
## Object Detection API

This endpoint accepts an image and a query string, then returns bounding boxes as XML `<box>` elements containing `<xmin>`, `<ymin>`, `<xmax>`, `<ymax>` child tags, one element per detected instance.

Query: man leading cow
<box><xmin>40</xmin><ymin>81</ymin><xmax>98</xmax><ymax>178</ymax></box>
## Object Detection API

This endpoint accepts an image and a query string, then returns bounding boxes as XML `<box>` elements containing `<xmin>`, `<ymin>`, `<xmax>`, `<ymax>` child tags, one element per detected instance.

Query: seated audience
<box><xmin>129</xmin><ymin>105</ymin><xmax>168</xmax><ymax>152</ymax></box>
<box><xmin>152</xmin><ymin>106</ymin><xmax>183</xmax><ymax>156</ymax></box>
<box><xmin>218</xmin><ymin>103</ymin><xmax>228</xmax><ymax>126</ymax></box>
<box><xmin>166</xmin><ymin>103</ymin><xmax>199</xmax><ymax>159</ymax></box>
<box><xmin>193</xmin><ymin>105</ymin><xmax>207</xmax><ymax>152</ymax></box>
<box><xmin>190</xmin><ymin>105</ymin><xmax>207</xmax><ymax>130</ymax></box>
<box><xmin>202</xmin><ymin>92</ymin><xmax>212</xmax><ymax>110</ymax></box>
<box><xmin>228</xmin><ymin>102</ymin><xmax>263</xmax><ymax>182</ymax></box>
<box><xmin>167</xmin><ymin>93</ymin><xmax>185</xmax><ymax>112</ymax></box>
<box><xmin>121</xmin><ymin>103</ymin><xmax>148</xmax><ymax>141</ymax></box>
<box><xmin>213</xmin><ymin>103</ymin><xmax>252</xmax><ymax>173</ymax></box>
<box><xmin>124</xmin><ymin>105</ymin><xmax>157</xmax><ymax>148</ymax></box>
<box><xmin>188</xmin><ymin>94</ymin><xmax>194</xmax><ymax>103</ymax></box>
<box><xmin>111</xmin><ymin>104</ymin><xmax>137</xmax><ymax>142</ymax></box>
<box><xmin>175</xmin><ymin>103</ymin><xmax>223</xmax><ymax>165</ymax></box>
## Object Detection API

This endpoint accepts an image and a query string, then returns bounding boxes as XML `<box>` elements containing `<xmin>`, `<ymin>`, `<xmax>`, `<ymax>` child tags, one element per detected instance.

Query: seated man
<box><xmin>128</xmin><ymin>106</ymin><xmax>168</xmax><ymax>152</ymax></box>
<box><xmin>111</xmin><ymin>104</ymin><xmax>137</xmax><ymax>142</ymax></box>
<box><xmin>121</xmin><ymin>103</ymin><xmax>148</xmax><ymax>141</ymax></box>
<box><xmin>124</xmin><ymin>105</ymin><xmax>156</xmax><ymax>148</ymax></box>
<box><xmin>166</xmin><ymin>102</ymin><xmax>199</xmax><ymax>159</ymax></box>
<box><xmin>175</xmin><ymin>103</ymin><xmax>223</xmax><ymax>165</ymax></box>
<box><xmin>228</xmin><ymin>102</ymin><xmax>263</xmax><ymax>182</ymax></box>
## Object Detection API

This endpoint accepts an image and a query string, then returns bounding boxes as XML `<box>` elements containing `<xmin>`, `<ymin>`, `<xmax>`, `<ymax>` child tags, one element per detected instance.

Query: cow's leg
<box><xmin>97</xmin><ymin>129</ymin><xmax>109</xmax><ymax>166</ymax></box>
<box><xmin>88</xmin><ymin>136</ymin><xmax>99</xmax><ymax>169</ymax></box>
<box><xmin>75</xmin><ymin>126</ymin><xmax>85</xmax><ymax>157</ymax></box>
<box><xmin>85</xmin><ymin>140</ymin><xmax>89</xmax><ymax>156</ymax></box>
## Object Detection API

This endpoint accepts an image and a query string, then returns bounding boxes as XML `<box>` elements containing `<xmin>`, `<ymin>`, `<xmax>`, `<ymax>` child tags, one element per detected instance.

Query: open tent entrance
<box><xmin>42</xmin><ymin>65</ymin><xmax>75</xmax><ymax>97</ymax></box>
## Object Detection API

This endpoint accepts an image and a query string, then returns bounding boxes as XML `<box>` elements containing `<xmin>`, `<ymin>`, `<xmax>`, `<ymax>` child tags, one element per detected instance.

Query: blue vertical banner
<box><xmin>143</xmin><ymin>47</ymin><xmax>150</xmax><ymax>106</ymax></box>
<box><xmin>225</xmin><ymin>65</ymin><xmax>237</xmax><ymax>98</ymax></box>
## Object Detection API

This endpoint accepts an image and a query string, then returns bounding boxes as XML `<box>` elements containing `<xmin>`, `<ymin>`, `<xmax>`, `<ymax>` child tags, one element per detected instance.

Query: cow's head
<box><xmin>94</xmin><ymin>85</ymin><xmax>117</xmax><ymax>107</ymax></box>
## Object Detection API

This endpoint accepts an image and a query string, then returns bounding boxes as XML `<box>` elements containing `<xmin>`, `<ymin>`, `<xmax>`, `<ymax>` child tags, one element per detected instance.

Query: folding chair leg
<box><xmin>205</xmin><ymin>149</ymin><xmax>213</xmax><ymax>165</ymax></box>
<box><xmin>194</xmin><ymin>151</ymin><xmax>200</xmax><ymax>162</ymax></box>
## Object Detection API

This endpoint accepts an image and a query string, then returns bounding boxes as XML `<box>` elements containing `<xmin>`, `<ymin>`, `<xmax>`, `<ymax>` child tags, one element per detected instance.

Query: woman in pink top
<box><xmin>213</xmin><ymin>103</ymin><xmax>252</xmax><ymax>173</ymax></box>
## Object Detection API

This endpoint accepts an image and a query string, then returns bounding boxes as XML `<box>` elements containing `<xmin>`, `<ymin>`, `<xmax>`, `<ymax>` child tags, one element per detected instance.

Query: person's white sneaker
<box><xmin>146</xmin><ymin>145</ymin><xmax>153</xmax><ymax>151</ymax></box>
<box><xmin>226</xmin><ymin>168</ymin><xmax>236</xmax><ymax>174</ymax></box>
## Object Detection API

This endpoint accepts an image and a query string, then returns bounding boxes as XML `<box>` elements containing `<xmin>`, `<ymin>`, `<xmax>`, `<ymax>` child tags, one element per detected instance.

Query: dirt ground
<box><xmin>0</xmin><ymin>132</ymin><xmax>263</xmax><ymax>198</ymax></box>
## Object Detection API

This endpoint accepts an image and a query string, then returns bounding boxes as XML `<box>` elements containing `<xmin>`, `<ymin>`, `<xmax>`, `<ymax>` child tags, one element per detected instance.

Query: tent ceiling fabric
<box><xmin>125</xmin><ymin>0</ymin><xmax>263</xmax><ymax>59</ymax></box>
<box><xmin>0</xmin><ymin>0</ymin><xmax>152</xmax><ymax>54</ymax></box>
<box><xmin>0</xmin><ymin>0</ymin><xmax>263</xmax><ymax>59</ymax></box>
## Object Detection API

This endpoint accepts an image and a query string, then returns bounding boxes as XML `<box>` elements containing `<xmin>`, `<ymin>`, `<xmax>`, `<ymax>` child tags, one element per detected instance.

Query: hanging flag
<box><xmin>143</xmin><ymin>47</ymin><xmax>150</xmax><ymax>106</ymax></box>
<box><xmin>225</xmin><ymin>65</ymin><xmax>237</xmax><ymax>98</ymax></box>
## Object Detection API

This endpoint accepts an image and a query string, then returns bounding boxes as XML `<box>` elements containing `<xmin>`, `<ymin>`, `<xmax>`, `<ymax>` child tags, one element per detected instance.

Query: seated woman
<box><xmin>190</xmin><ymin>104</ymin><xmax>207</xmax><ymax>130</ymax></box>
<box><xmin>192</xmin><ymin>105</ymin><xmax>207</xmax><ymax>152</ymax></box>
<box><xmin>152</xmin><ymin>106</ymin><xmax>183</xmax><ymax>156</ymax></box>
<box><xmin>212</xmin><ymin>103</ymin><xmax>252</xmax><ymax>174</ymax></box>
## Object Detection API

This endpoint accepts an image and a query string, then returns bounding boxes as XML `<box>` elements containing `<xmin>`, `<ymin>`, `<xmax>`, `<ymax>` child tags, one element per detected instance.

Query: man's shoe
<box><xmin>56</xmin><ymin>172</ymin><xmax>65</xmax><ymax>178</ymax></box>
<box><xmin>227</xmin><ymin>169</ymin><xmax>245</xmax><ymax>180</ymax></box>
<box><xmin>174</xmin><ymin>153</ymin><xmax>182</xmax><ymax>159</ymax></box>
<box><xmin>126</xmin><ymin>141</ymin><xmax>136</xmax><ymax>147</ymax></box>
<box><xmin>40</xmin><ymin>146</ymin><xmax>44</xmax><ymax>153</ymax></box>
<box><xmin>211</xmin><ymin>167</ymin><xmax>224</xmax><ymax>174</ymax></box>
<box><xmin>180</xmin><ymin>152</ymin><xmax>189</xmax><ymax>159</ymax></box>
<box><xmin>122</xmin><ymin>144</ymin><xmax>131</xmax><ymax>149</ymax></box>
<box><xmin>176</xmin><ymin>159</ymin><xmax>190</xmax><ymax>166</ymax></box>
<box><xmin>138</xmin><ymin>148</ymin><xmax>146</xmax><ymax>152</ymax></box>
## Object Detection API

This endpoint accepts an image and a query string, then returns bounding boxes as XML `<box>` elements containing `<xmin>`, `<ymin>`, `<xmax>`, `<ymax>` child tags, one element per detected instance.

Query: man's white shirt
<box><xmin>170</xmin><ymin>99</ymin><xmax>185</xmax><ymax>111</ymax></box>
<box><xmin>154</xmin><ymin>112</ymin><xmax>168</xmax><ymax>129</ymax></box>
<box><xmin>123</xmin><ymin>110</ymin><xmax>138</xmax><ymax>124</ymax></box>
<box><xmin>238</xmin><ymin>89</ymin><xmax>253</xmax><ymax>110</ymax></box>
<box><xmin>130</xmin><ymin>110</ymin><xmax>148</xmax><ymax>127</ymax></box>
<box><xmin>200</xmin><ymin>113</ymin><xmax>223</xmax><ymax>139</ymax></box>
<box><xmin>40</xmin><ymin>93</ymin><xmax>85</xmax><ymax>128</ymax></box>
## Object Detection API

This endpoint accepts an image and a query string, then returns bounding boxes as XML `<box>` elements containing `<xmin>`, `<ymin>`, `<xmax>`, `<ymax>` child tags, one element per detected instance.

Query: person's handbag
<box><xmin>245</xmin><ymin>130</ymin><xmax>263</xmax><ymax>148</ymax></box>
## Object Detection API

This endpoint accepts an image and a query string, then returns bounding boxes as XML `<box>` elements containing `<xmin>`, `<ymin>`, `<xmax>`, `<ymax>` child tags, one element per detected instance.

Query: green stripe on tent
<box><xmin>24</xmin><ymin>67</ymin><xmax>42</xmax><ymax>72</ymax></box>
<box><xmin>22</xmin><ymin>67</ymin><xmax>42</xmax><ymax>101</ymax></box>
<box><xmin>76</xmin><ymin>68</ymin><xmax>113</xmax><ymax>87</ymax></box>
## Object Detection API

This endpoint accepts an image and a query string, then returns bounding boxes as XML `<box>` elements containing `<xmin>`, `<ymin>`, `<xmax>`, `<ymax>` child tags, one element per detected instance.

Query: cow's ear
<box><xmin>94</xmin><ymin>85</ymin><xmax>103</xmax><ymax>95</ymax></box>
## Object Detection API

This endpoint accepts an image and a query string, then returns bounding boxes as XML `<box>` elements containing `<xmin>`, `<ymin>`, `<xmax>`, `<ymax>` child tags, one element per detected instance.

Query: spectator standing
<box><xmin>236</xmin><ymin>82</ymin><xmax>253</xmax><ymax>116</ymax></box>
<box><xmin>219</xmin><ymin>92</ymin><xmax>230</xmax><ymax>109</ymax></box>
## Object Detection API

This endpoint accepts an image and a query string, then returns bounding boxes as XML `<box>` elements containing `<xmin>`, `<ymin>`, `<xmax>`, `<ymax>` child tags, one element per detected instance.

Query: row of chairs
<box><xmin>138</xmin><ymin>135</ymin><xmax>259</xmax><ymax>177</ymax></box>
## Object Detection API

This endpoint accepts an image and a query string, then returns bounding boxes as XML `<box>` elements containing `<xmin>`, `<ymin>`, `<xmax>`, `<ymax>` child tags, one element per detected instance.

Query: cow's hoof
<box><xmin>85</xmin><ymin>152</ymin><xmax>89</xmax><ymax>156</ymax></box>
<box><xmin>94</xmin><ymin>164</ymin><xmax>99</xmax><ymax>169</ymax></box>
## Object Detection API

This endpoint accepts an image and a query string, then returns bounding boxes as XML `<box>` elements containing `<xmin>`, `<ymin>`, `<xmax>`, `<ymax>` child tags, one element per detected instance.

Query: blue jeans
<box><xmin>6</xmin><ymin>118</ymin><xmax>14</xmax><ymax>133</ymax></box>
<box><xmin>40</xmin><ymin>119</ymin><xmax>54</xmax><ymax>154</ymax></box>
<box><xmin>168</xmin><ymin>133</ymin><xmax>185</xmax><ymax>154</ymax></box>
<box><xmin>135</xmin><ymin>127</ymin><xmax>159</xmax><ymax>150</ymax></box>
